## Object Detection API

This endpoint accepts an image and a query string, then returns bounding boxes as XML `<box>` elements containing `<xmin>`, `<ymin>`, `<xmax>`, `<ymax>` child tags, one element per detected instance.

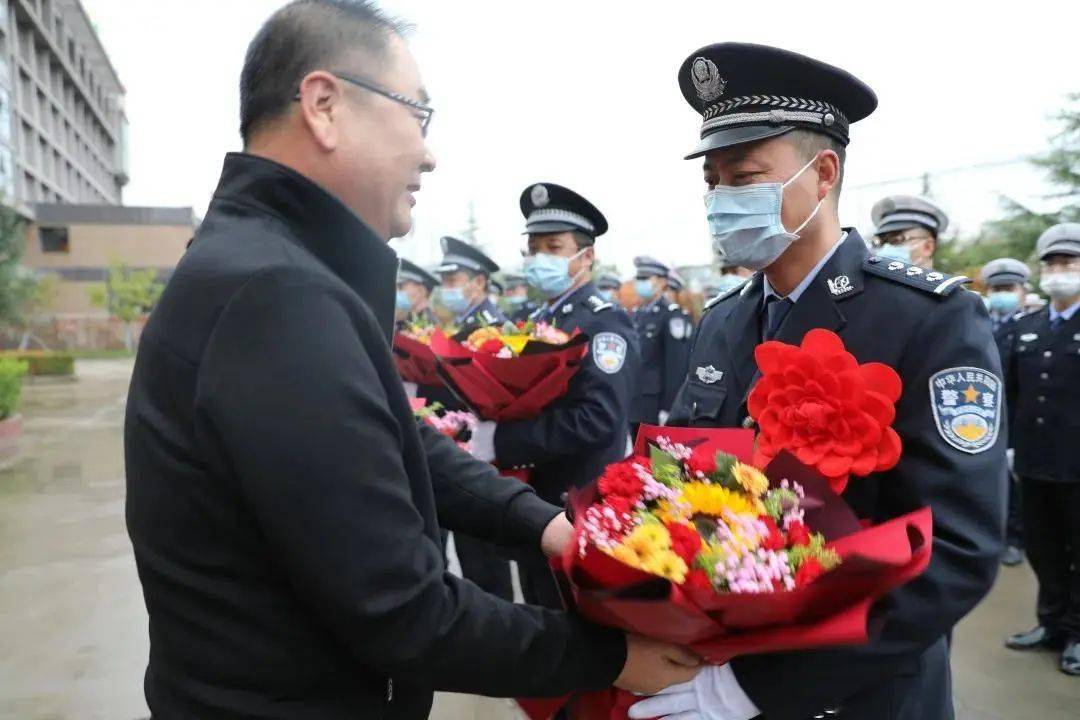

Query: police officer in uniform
<box><xmin>597</xmin><ymin>272</ymin><xmax>624</xmax><ymax>306</ymax></box>
<box><xmin>432</xmin><ymin>236</ymin><xmax>514</xmax><ymax>601</ymax></box>
<box><xmin>503</xmin><ymin>272</ymin><xmax>540</xmax><ymax>322</ymax></box>
<box><xmin>470</xmin><ymin>182</ymin><xmax>640</xmax><ymax>608</ymax></box>
<box><xmin>981</xmin><ymin>257</ymin><xmax>1032</xmax><ymax>566</ymax></box>
<box><xmin>395</xmin><ymin>258</ymin><xmax>439</xmax><ymax>329</ymax></box>
<box><xmin>870</xmin><ymin>195</ymin><xmax>949</xmax><ymax>270</ymax></box>
<box><xmin>631</xmin><ymin>256</ymin><xmax>694</xmax><ymax>428</ymax></box>
<box><xmin>631</xmin><ymin>43</ymin><xmax>1005</xmax><ymax>720</ymax></box>
<box><xmin>1004</xmin><ymin>224</ymin><xmax>1080</xmax><ymax>676</ymax></box>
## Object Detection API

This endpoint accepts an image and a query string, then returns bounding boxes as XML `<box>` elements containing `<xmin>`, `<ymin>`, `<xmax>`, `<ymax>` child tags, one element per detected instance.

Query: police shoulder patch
<box><xmin>592</xmin><ymin>332</ymin><xmax>628</xmax><ymax>375</ymax></box>
<box><xmin>929</xmin><ymin>367</ymin><xmax>1002</xmax><ymax>454</ymax></box>
<box><xmin>864</xmin><ymin>257</ymin><xmax>970</xmax><ymax>297</ymax></box>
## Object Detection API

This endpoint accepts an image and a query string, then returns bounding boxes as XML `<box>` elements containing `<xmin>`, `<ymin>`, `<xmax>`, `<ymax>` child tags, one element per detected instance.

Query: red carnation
<box><xmin>604</xmin><ymin>494</ymin><xmax>635</xmax><ymax>518</ymax></box>
<box><xmin>478</xmin><ymin>339</ymin><xmax>504</xmax><ymax>355</ymax></box>
<box><xmin>665</xmin><ymin>522</ymin><xmax>703</xmax><ymax>565</ymax></box>
<box><xmin>786</xmin><ymin>520</ymin><xmax>812</xmax><ymax>547</ymax></box>
<box><xmin>759</xmin><ymin>515</ymin><xmax>787</xmax><ymax>551</ymax></box>
<box><xmin>598</xmin><ymin>461</ymin><xmax>644</xmax><ymax>501</ymax></box>
<box><xmin>795</xmin><ymin>558</ymin><xmax>825</xmax><ymax>587</ymax></box>
<box><xmin>685</xmin><ymin>568</ymin><xmax>713</xmax><ymax>591</ymax></box>
<box><xmin>748</xmin><ymin>328</ymin><xmax>903</xmax><ymax>495</ymax></box>
<box><xmin>685</xmin><ymin>449</ymin><xmax>718</xmax><ymax>477</ymax></box>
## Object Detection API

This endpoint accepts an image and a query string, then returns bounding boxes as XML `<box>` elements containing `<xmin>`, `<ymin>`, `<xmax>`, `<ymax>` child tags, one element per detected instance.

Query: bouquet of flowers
<box><xmin>413</xmin><ymin>400</ymin><xmax>477</xmax><ymax>452</ymax></box>
<box><xmin>392</xmin><ymin>318</ymin><xmax>451</xmax><ymax>387</ymax></box>
<box><xmin>518</xmin><ymin>330</ymin><xmax>932</xmax><ymax>720</ymax></box>
<box><xmin>429</xmin><ymin>320</ymin><xmax>589</xmax><ymax>422</ymax></box>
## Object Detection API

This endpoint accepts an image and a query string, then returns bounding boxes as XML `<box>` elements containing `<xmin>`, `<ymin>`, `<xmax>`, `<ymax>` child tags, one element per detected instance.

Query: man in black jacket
<box><xmin>124</xmin><ymin>3</ymin><xmax>698</xmax><ymax>718</ymax></box>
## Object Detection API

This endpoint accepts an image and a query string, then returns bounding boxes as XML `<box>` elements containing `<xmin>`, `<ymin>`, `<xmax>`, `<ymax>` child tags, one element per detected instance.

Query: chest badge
<box><xmin>593</xmin><ymin>333</ymin><xmax>628</xmax><ymax>375</ymax></box>
<box><xmin>695</xmin><ymin>365</ymin><xmax>724</xmax><ymax>385</ymax></box>
<box><xmin>826</xmin><ymin>275</ymin><xmax>853</xmax><ymax>297</ymax></box>
<box><xmin>929</xmin><ymin>367</ymin><xmax>1002</xmax><ymax>455</ymax></box>
<box><xmin>562</xmin><ymin>304</ymin><xmax>574</xmax><ymax>315</ymax></box>
<box><xmin>1020</xmin><ymin>333</ymin><xmax>1038</xmax><ymax>342</ymax></box>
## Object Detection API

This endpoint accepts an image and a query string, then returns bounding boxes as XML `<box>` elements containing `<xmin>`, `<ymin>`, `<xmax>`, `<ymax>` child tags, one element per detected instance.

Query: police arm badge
<box><xmin>593</xmin><ymin>332</ymin><xmax>628</xmax><ymax>375</ymax></box>
<box><xmin>929</xmin><ymin>367</ymin><xmax>1003</xmax><ymax>454</ymax></box>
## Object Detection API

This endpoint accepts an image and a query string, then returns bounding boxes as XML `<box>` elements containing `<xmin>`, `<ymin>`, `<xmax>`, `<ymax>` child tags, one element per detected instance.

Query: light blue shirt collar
<box><xmin>763</xmin><ymin>232</ymin><xmax>848</xmax><ymax>304</ymax></box>
<box><xmin>1049</xmin><ymin>299</ymin><xmax>1080</xmax><ymax>323</ymax></box>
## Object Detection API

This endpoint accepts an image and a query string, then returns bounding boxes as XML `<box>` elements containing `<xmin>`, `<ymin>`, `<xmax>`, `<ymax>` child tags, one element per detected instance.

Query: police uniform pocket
<box><xmin>685</xmin><ymin>380</ymin><xmax>728</xmax><ymax>423</ymax></box>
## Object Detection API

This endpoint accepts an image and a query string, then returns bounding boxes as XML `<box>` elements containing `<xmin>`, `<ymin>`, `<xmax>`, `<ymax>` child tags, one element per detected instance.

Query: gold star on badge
<box><xmin>963</xmin><ymin>385</ymin><xmax>981</xmax><ymax>404</ymax></box>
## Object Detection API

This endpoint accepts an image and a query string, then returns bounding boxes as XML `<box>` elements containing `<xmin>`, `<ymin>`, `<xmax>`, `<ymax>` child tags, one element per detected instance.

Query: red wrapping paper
<box><xmin>429</xmin><ymin>329</ymin><xmax>589</xmax><ymax>421</ymax></box>
<box><xmin>517</xmin><ymin>426</ymin><xmax>933</xmax><ymax>720</ymax></box>
<box><xmin>392</xmin><ymin>333</ymin><xmax>444</xmax><ymax>387</ymax></box>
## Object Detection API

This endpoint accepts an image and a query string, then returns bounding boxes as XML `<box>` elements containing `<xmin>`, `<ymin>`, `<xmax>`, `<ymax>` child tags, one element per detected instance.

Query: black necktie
<box><xmin>1050</xmin><ymin>315</ymin><xmax>1064</xmax><ymax>332</ymax></box>
<box><xmin>763</xmin><ymin>296</ymin><xmax>794</xmax><ymax>340</ymax></box>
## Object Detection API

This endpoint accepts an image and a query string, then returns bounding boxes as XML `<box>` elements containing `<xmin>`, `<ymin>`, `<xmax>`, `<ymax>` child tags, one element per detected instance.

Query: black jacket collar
<box><xmin>212</xmin><ymin>152</ymin><xmax>399</xmax><ymax>342</ymax></box>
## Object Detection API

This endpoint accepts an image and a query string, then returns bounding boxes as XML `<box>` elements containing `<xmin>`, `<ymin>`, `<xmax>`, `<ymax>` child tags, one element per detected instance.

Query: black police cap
<box><xmin>678</xmin><ymin>43</ymin><xmax>877</xmax><ymax>159</ymax></box>
<box><xmin>520</xmin><ymin>182</ymin><xmax>608</xmax><ymax>242</ymax></box>
<box><xmin>398</xmin><ymin>258</ymin><xmax>439</xmax><ymax>291</ymax></box>
<box><xmin>435</xmin><ymin>236</ymin><xmax>500</xmax><ymax>277</ymax></box>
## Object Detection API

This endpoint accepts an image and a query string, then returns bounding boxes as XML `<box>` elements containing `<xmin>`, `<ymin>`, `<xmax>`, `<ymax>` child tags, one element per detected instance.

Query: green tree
<box><xmin>938</xmin><ymin>93</ymin><xmax>1080</xmax><ymax>277</ymax></box>
<box><xmin>90</xmin><ymin>261</ymin><xmax>164</xmax><ymax>350</ymax></box>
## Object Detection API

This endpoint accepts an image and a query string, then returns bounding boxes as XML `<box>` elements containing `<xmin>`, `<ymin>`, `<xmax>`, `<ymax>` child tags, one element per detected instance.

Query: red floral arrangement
<box><xmin>749</xmin><ymin>328</ymin><xmax>903</xmax><ymax>494</ymax></box>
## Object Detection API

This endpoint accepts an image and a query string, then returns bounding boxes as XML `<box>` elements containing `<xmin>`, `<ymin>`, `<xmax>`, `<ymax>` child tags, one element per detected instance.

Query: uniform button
<box><xmin>1036</xmin><ymin>418</ymin><xmax>1045</xmax><ymax>425</ymax></box>
<box><xmin>1040</xmin><ymin>372</ymin><xmax>1049</xmax><ymax>380</ymax></box>
<box><xmin>742</xmin><ymin>416</ymin><xmax>755</xmax><ymax>429</ymax></box>
<box><xmin>1044</xmin><ymin>350</ymin><xmax>1052</xmax><ymax>358</ymax></box>
<box><xmin>1038</xmin><ymin>396</ymin><xmax>1046</xmax><ymax>403</ymax></box>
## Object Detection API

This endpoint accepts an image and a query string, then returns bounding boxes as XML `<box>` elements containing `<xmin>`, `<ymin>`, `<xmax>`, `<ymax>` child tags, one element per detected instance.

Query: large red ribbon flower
<box><xmin>748</xmin><ymin>328</ymin><xmax>902</xmax><ymax>494</ymax></box>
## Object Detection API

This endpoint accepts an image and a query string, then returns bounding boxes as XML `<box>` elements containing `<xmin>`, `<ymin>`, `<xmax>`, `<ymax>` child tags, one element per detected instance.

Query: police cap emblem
<box><xmin>530</xmin><ymin>184</ymin><xmax>550</xmax><ymax>208</ymax></box>
<box><xmin>690</xmin><ymin>57</ymin><xmax>726</xmax><ymax>102</ymax></box>
<box><xmin>695</xmin><ymin>365</ymin><xmax>724</xmax><ymax>385</ymax></box>
<box><xmin>593</xmin><ymin>332</ymin><xmax>628</xmax><ymax>375</ymax></box>
<box><xmin>929</xmin><ymin>367</ymin><xmax>1002</xmax><ymax>454</ymax></box>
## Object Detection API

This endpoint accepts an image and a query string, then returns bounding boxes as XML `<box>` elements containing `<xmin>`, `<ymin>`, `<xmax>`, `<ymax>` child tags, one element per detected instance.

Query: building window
<box><xmin>39</xmin><ymin>226</ymin><xmax>69</xmax><ymax>253</ymax></box>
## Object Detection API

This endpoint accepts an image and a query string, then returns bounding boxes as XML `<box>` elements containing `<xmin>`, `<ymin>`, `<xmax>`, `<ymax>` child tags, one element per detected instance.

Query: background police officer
<box><xmin>632</xmin><ymin>42</ymin><xmax>1005</xmax><ymax>720</ymax></box>
<box><xmin>981</xmin><ymin>257</ymin><xmax>1032</xmax><ymax>566</ymax></box>
<box><xmin>870</xmin><ymin>195</ymin><xmax>949</xmax><ymax>270</ymax></box>
<box><xmin>1003</xmin><ymin>224</ymin><xmax>1080</xmax><ymax>677</ymax></box>
<box><xmin>597</xmin><ymin>272</ymin><xmax>624</xmax><ymax>306</ymax></box>
<box><xmin>470</xmin><ymin>182</ymin><xmax>640</xmax><ymax>608</ymax></box>
<box><xmin>432</xmin><ymin>236</ymin><xmax>514</xmax><ymax>602</ymax></box>
<box><xmin>396</xmin><ymin>257</ymin><xmax>439</xmax><ymax>328</ymax></box>
<box><xmin>502</xmin><ymin>272</ymin><xmax>539</xmax><ymax>322</ymax></box>
<box><xmin>631</xmin><ymin>256</ymin><xmax>693</xmax><ymax>429</ymax></box>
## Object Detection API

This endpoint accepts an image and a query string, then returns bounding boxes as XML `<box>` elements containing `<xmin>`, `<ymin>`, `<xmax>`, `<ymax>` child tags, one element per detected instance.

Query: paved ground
<box><xmin>0</xmin><ymin>360</ymin><xmax>1075</xmax><ymax>719</ymax></box>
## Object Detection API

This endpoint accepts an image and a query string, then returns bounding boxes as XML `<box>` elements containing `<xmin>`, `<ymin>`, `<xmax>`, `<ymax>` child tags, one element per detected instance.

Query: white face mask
<box><xmin>1040</xmin><ymin>270</ymin><xmax>1080</xmax><ymax>300</ymax></box>
<box><xmin>703</xmin><ymin>155</ymin><xmax>823</xmax><ymax>271</ymax></box>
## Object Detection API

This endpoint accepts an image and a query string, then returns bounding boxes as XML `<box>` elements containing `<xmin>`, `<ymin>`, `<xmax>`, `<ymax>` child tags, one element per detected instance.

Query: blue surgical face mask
<box><xmin>715</xmin><ymin>274</ymin><xmax>746</xmax><ymax>293</ymax></box>
<box><xmin>704</xmin><ymin>155</ymin><xmax>822</xmax><ymax>271</ymax></box>
<box><xmin>875</xmin><ymin>243</ymin><xmax>913</xmax><ymax>264</ymax></box>
<box><xmin>987</xmin><ymin>291</ymin><xmax>1020</xmax><ymax>315</ymax></box>
<box><xmin>599</xmin><ymin>289</ymin><xmax>616</xmax><ymax>303</ymax></box>
<box><xmin>524</xmin><ymin>247</ymin><xmax>588</xmax><ymax>299</ymax></box>
<box><xmin>506</xmin><ymin>294</ymin><xmax>528</xmax><ymax>307</ymax></box>
<box><xmin>439</xmin><ymin>287</ymin><xmax>471</xmax><ymax>315</ymax></box>
<box><xmin>395</xmin><ymin>290</ymin><xmax>412</xmax><ymax>311</ymax></box>
<box><xmin>635</xmin><ymin>279</ymin><xmax>656</xmax><ymax>300</ymax></box>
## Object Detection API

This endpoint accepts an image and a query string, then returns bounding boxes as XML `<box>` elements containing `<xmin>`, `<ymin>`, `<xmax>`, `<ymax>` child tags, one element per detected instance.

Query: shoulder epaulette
<box><xmin>703</xmin><ymin>278</ymin><xmax>749</xmax><ymax>312</ymax></box>
<box><xmin>586</xmin><ymin>295</ymin><xmax>613</xmax><ymax>314</ymax></box>
<box><xmin>863</xmin><ymin>256</ymin><xmax>969</xmax><ymax>297</ymax></box>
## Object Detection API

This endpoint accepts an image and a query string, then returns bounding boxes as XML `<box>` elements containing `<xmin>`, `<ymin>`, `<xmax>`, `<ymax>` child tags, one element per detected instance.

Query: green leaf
<box><xmin>650</xmin><ymin>444</ymin><xmax>680</xmax><ymax>481</ymax></box>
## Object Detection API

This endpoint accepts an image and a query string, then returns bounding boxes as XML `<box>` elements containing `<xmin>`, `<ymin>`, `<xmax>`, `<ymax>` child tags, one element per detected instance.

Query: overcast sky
<box><xmin>82</xmin><ymin>0</ymin><xmax>1077</xmax><ymax>281</ymax></box>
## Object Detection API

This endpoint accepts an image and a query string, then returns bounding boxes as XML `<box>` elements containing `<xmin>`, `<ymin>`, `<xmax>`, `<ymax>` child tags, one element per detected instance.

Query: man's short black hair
<box><xmin>239</xmin><ymin>0</ymin><xmax>411</xmax><ymax>144</ymax></box>
<box><xmin>785</xmin><ymin>129</ymin><xmax>847</xmax><ymax>199</ymax></box>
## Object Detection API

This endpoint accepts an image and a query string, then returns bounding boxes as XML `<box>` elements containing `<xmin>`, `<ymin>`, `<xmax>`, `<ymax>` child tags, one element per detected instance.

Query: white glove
<box><xmin>658</xmin><ymin>410</ymin><xmax>671</xmax><ymax>426</ymax></box>
<box><xmin>628</xmin><ymin>664</ymin><xmax>759</xmax><ymax>720</ymax></box>
<box><xmin>402</xmin><ymin>382</ymin><xmax>418</xmax><ymax>398</ymax></box>
<box><xmin>1006</xmin><ymin>448</ymin><xmax>1015</xmax><ymax>472</ymax></box>
<box><xmin>470</xmin><ymin>420</ymin><xmax>497</xmax><ymax>462</ymax></box>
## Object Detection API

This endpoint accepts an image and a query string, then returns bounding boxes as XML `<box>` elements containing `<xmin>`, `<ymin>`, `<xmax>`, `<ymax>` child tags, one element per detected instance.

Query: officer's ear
<box><xmin>815</xmin><ymin>149</ymin><xmax>841</xmax><ymax>204</ymax></box>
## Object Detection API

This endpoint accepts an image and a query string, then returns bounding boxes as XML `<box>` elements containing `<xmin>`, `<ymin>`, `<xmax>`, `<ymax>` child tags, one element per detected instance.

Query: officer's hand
<box><xmin>540</xmin><ymin>513</ymin><xmax>574</xmax><ymax>558</ymax></box>
<box><xmin>658</xmin><ymin>410</ymin><xmax>670</xmax><ymax>426</ymax></box>
<box><xmin>614</xmin><ymin>635</ymin><xmax>701</xmax><ymax>696</ymax></box>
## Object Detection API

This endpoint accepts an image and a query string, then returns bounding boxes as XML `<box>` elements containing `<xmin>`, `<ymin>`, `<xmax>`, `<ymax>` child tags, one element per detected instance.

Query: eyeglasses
<box><xmin>294</xmin><ymin>72</ymin><xmax>433</xmax><ymax>136</ymax></box>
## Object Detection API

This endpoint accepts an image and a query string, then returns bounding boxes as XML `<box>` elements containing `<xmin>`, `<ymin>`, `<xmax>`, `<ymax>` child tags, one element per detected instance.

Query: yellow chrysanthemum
<box><xmin>609</xmin><ymin>543</ymin><xmax>650</xmax><ymax>568</ymax></box>
<box><xmin>625</xmin><ymin>524</ymin><xmax>672</xmax><ymax>554</ymax></box>
<box><xmin>655</xmin><ymin>499</ymin><xmax>691</xmax><ymax>524</ymax></box>
<box><xmin>640</xmin><ymin>551</ymin><xmax>689</xmax><ymax>584</ymax></box>
<box><xmin>731</xmin><ymin>462</ymin><xmax>770</xmax><ymax>497</ymax></box>
<box><xmin>501</xmin><ymin>334</ymin><xmax>531</xmax><ymax>355</ymax></box>
<box><xmin>681</xmin><ymin>482</ymin><xmax>761</xmax><ymax>517</ymax></box>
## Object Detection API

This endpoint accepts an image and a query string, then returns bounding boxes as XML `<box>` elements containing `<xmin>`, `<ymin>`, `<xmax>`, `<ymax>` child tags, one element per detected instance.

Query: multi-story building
<box><xmin>0</xmin><ymin>0</ymin><xmax>128</xmax><ymax>217</ymax></box>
